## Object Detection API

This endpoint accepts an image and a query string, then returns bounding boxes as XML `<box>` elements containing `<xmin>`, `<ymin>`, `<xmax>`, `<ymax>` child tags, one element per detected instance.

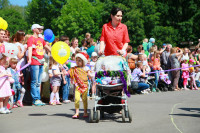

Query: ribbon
<box><xmin>147</xmin><ymin>64</ymin><xmax>200</xmax><ymax>74</ymax></box>
<box><xmin>67</xmin><ymin>60</ymin><xmax>94</xmax><ymax>67</ymax></box>
<box><xmin>0</xmin><ymin>63</ymin><xmax>30</xmax><ymax>80</ymax></box>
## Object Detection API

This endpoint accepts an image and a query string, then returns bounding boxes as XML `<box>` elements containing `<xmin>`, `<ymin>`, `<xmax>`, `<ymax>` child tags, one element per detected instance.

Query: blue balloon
<box><xmin>48</xmin><ymin>34</ymin><xmax>55</xmax><ymax>43</ymax></box>
<box><xmin>44</xmin><ymin>29</ymin><xmax>53</xmax><ymax>41</ymax></box>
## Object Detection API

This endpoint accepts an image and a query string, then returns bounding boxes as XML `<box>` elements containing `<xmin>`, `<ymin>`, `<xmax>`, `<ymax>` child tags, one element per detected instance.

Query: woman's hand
<box><xmin>98</xmin><ymin>50</ymin><xmax>104</xmax><ymax>56</ymax></box>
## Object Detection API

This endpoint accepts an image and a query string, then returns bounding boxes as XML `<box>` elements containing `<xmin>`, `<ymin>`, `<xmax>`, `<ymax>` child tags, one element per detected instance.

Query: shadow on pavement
<box><xmin>170</xmin><ymin>113</ymin><xmax>200</xmax><ymax>118</ymax></box>
<box><xmin>179</xmin><ymin>108</ymin><xmax>200</xmax><ymax>113</ymax></box>
<box><xmin>29</xmin><ymin>113</ymin><xmax>47</xmax><ymax>116</ymax></box>
<box><xmin>170</xmin><ymin>107</ymin><xmax>200</xmax><ymax>118</ymax></box>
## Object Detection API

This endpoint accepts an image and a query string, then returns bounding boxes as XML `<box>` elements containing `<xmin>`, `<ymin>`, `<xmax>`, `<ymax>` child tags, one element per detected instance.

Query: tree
<box><xmin>26</xmin><ymin>0</ymin><xmax>67</xmax><ymax>34</ymax></box>
<box><xmin>57</xmin><ymin>0</ymin><xmax>103</xmax><ymax>42</ymax></box>
<box><xmin>0</xmin><ymin>0</ymin><xmax>9</xmax><ymax>9</ymax></box>
<box><xmin>0</xmin><ymin>9</ymin><xmax>28</xmax><ymax>34</ymax></box>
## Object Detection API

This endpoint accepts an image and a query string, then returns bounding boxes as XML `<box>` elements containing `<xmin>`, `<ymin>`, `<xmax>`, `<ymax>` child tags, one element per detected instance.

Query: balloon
<box><xmin>2</xmin><ymin>20</ymin><xmax>8</xmax><ymax>30</ymax></box>
<box><xmin>0</xmin><ymin>17</ymin><xmax>4</xmax><ymax>29</ymax></box>
<box><xmin>51</xmin><ymin>41</ymin><xmax>70</xmax><ymax>64</ymax></box>
<box><xmin>44</xmin><ymin>29</ymin><xmax>53</xmax><ymax>41</ymax></box>
<box><xmin>3</xmin><ymin>42</ymin><xmax>19</xmax><ymax>58</ymax></box>
<box><xmin>48</xmin><ymin>34</ymin><xmax>55</xmax><ymax>43</ymax></box>
<box><xmin>42</xmin><ymin>72</ymin><xmax>49</xmax><ymax>82</ymax></box>
<box><xmin>0</xmin><ymin>17</ymin><xmax>8</xmax><ymax>30</ymax></box>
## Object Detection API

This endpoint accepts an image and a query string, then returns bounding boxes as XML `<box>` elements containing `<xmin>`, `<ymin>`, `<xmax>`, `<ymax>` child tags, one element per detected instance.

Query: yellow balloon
<box><xmin>0</xmin><ymin>17</ymin><xmax>4</xmax><ymax>29</ymax></box>
<box><xmin>51</xmin><ymin>41</ymin><xmax>70</xmax><ymax>64</ymax></box>
<box><xmin>0</xmin><ymin>18</ymin><xmax>8</xmax><ymax>30</ymax></box>
<box><xmin>2</xmin><ymin>20</ymin><xmax>8</xmax><ymax>30</ymax></box>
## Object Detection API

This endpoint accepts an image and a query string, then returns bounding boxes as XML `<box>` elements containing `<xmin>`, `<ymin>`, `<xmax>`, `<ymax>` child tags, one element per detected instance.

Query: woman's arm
<box><xmin>99</xmin><ymin>41</ymin><xmax>105</xmax><ymax>56</ymax></box>
<box><xmin>17</xmin><ymin>46</ymin><xmax>24</xmax><ymax>60</ymax></box>
<box><xmin>129</xmin><ymin>54</ymin><xmax>138</xmax><ymax>60</ymax></box>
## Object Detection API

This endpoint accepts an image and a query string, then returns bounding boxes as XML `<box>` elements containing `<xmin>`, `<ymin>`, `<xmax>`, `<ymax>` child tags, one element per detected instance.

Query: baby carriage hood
<box><xmin>95</xmin><ymin>56</ymin><xmax>131</xmax><ymax>97</ymax></box>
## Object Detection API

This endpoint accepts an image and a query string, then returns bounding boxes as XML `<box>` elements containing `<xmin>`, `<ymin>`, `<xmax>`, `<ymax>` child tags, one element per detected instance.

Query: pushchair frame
<box><xmin>89</xmin><ymin>56</ymin><xmax>132</xmax><ymax>123</ymax></box>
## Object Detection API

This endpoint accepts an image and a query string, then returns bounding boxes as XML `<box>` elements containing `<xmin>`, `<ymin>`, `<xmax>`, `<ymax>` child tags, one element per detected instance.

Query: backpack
<box><xmin>128</xmin><ymin>58</ymin><xmax>136</xmax><ymax>70</ymax></box>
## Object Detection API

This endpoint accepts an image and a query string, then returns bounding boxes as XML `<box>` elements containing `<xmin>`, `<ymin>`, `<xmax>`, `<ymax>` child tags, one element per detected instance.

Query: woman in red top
<box><xmin>99</xmin><ymin>7</ymin><xmax>130</xmax><ymax>56</ymax></box>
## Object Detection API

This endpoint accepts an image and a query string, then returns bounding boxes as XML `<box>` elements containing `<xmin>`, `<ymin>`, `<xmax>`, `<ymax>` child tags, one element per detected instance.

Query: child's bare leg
<box><xmin>82</xmin><ymin>90</ymin><xmax>88</xmax><ymax>116</ymax></box>
<box><xmin>3</xmin><ymin>97</ymin><xmax>9</xmax><ymax>108</ymax></box>
<box><xmin>0</xmin><ymin>98</ymin><xmax>3</xmax><ymax>109</ymax></box>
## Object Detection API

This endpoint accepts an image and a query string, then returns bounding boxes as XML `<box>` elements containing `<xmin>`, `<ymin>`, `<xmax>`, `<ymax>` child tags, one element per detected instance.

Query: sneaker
<box><xmin>33</xmin><ymin>100</ymin><xmax>46</xmax><ymax>106</ymax></box>
<box><xmin>0</xmin><ymin>109</ymin><xmax>7</xmax><ymax>114</ymax></box>
<box><xmin>141</xmin><ymin>90</ymin><xmax>149</xmax><ymax>94</ymax></box>
<box><xmin>17</xmin><ymin>100</ymin><xmax>23</xmax><ymax>107</ymax></box>
<box><xmin>152</xmin><ymin>88</ymin><xmax>156</xmax><ymax>92</ymax></box>
<box><xmin>4</xmin><ymin>108</ymin><xmax>12</xmax><ymax>114</ymax></box>
<box><xmin>63</xmin><ymin>100</ymin><xmax>71</xmax><ymax>104</ymax></box>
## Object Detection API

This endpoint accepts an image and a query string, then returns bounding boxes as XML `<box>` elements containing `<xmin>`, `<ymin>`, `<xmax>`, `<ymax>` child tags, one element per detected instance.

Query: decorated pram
<box><xmin>89</xmin><ymin>56</ymin><xmax>132</xmax><ymax>123</ymax></box>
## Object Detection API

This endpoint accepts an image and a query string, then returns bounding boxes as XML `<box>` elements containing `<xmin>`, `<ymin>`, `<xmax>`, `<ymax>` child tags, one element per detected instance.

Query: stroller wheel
<box><xmin>100</xmin><ymin>110</ymin><xmax>104</xmax><ymax>118</ymax></box>
<box><xmin>121</xmin><ymin>109</ymin><xmax>125</xmax><ymax>122</ymax></box>
<box><xmin>89</xmin><ymin>109</ymin><xmax>94</xmax><ymax>123</ymax></box>
<box><xmin>127</xmin><ymin>107</ymin><xmax>132</xmax><ymax>123</ymax></box>
<box><xmin>95</xmin><ymin>110</ymin><xmax>100</xmax><ymax>123</ymax></box>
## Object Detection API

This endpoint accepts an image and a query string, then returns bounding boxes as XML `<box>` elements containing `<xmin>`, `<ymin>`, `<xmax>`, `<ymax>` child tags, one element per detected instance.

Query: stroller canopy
<box><xmin>95</xmin><ymin>56</ymin><xmax>130</xmax><ymax>72</ymax></box>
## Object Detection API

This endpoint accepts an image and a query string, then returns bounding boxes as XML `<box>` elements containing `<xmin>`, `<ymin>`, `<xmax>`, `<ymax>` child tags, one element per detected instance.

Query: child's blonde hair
<box><xmin>170</xmin><ymin>47</ymin><xmax>177</xmax><ymax>54</ymax></box>
<box><xmin>149</xmin><ymin>46</ymin><xmax>156</xmax><ymax>53</ymax></box>
<box><xmin>49</xmin><ymin>56</ymin><xmax>57</xmax><ymax>69</ymax></box>
<box><xmin>137</xmin><ymin>62</ymin><xmax>143</xmax><ymax>68</ymax></box>
<box><xmin>23</xmin><ymin>34</ymin><xmax>32</xmax><ymax>45</ymax></box>
<box><xmin>9</xmin><ymin>58</ymin><xmax>18</xmax><ymax>65</ymax></box>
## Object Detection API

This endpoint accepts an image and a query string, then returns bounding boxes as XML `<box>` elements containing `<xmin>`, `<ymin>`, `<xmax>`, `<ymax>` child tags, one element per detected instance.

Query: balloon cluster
<box><xmin>44</xmin><ymin>29</ymin><xmax>55</xmax><ymax>43</ymax></box>
<box><xmin>0</xmin><ymin>42</ymin><xmax>19</xmax><ymax>58</ymax></box>
<box><xmin>0</xmin><ymin>17</ymin><xmax>8</xmax><ymax>30</ymax></box>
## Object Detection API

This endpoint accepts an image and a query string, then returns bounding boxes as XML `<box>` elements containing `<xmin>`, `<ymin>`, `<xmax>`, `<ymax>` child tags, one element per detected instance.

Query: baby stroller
<box><xmin>157</xmin><ymin>70</ymin><xmax>172</xmax><ymax>91</ymax></box>
<box><xmin>89</xmin><ymin>56</ymin><xmax>132</xmax><ymax>123</ymax></box>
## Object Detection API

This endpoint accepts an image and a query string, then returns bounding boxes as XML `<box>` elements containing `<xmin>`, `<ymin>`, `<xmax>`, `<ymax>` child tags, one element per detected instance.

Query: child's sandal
<box><xmin>72</xmin><ymin>114</ymin><xmax>79</xmax><ymax>119</ymax></box>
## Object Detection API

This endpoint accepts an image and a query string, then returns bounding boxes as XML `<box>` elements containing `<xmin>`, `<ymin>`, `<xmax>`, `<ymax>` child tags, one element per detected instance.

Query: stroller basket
<box><xmin>96</xmin><ymin>83</ymin><xmax>123</xmax><ymax>97</ymax></box>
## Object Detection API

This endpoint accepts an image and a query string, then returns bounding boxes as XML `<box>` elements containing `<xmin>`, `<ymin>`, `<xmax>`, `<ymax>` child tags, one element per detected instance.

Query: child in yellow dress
<box><xmin>68</xmin><ymin>52</ymin><xmax>91</xmax><ymax>119</ymax></box>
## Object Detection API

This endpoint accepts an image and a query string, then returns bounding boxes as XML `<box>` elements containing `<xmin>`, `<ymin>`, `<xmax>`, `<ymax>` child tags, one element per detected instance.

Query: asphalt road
<box><xmin>1</xmin><ymin>90</ymin><xmax>200</xmax><ymax>133</ymax></box>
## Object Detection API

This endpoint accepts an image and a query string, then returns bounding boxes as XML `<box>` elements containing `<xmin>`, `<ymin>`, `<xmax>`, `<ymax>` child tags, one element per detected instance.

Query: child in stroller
<box><xmin>157</xmin><ymin>68</ymin><xmax>172</xmax><ymax>91</ymax></box>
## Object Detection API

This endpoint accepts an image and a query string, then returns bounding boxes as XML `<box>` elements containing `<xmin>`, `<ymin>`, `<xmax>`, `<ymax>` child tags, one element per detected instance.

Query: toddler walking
<box><xmin>0</xmin><ymin>55</ymin><xmax>14</xmax><ymax>114</ymax></box>
<box><xmin>8</xmin><ymin>58</ymin><xmax>26</xmax><ymax>107</ymax></box>
<box><xmin>49</xmin><ymin>56</ymin><xmax>63</xmax><ymax>105</ymax></box>
<box><xmin>68</xmin><ymin>52</ymin><xmax>91</xmax><ymax>119</ymax></box>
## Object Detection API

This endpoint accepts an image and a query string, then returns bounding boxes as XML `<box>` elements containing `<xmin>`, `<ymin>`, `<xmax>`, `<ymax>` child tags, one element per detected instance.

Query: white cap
<box><xmin>91</xmin><ymin>52</ymin><xmax>98</xmax><ymax>57</ymax></box>
<box><xmin>31</xmin><ymin>24</ymin><xmax>44</xmax><ymax>30</ymax></box>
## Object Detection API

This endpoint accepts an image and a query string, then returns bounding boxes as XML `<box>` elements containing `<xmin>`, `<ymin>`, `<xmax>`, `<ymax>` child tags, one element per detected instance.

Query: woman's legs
<box><xmin>171</xmin><ymin>70</ymin><xmax>180</xmax><ymax>90</ymax></box>
<box><xmin>138</xmin><ymin>82</ymin><xmax>150</xmax><ymax>92</ymax></box>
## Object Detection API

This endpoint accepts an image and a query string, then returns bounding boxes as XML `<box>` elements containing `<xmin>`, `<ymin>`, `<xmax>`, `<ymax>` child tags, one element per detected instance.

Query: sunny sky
<box><xmin>9</xmin><ymin>0</ymin><xmax>30</xmax><ymax>7</ymax></box>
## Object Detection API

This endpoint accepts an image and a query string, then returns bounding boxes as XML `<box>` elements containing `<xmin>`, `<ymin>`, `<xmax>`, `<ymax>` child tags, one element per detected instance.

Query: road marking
<box><xmin>170</xmin><ymin>103</ymin><xmax>183</xmax><ymax>133</ymax></box>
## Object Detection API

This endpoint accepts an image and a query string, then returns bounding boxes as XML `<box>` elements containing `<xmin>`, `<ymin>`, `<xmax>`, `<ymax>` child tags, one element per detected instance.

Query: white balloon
<box><xmin>42</xmin><ymin>72</ymin><xmax>49</xmax><ymax>82</ymax></box>
<box><xmin>3</xmin><ymin>42</ymin><xmax>19</xmax><ymax>58</ymax></box>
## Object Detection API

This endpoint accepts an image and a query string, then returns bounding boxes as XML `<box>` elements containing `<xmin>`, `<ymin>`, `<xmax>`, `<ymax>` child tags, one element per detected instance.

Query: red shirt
<box><xmin>100</xmin><ymin>22</ymin><xmax>130</xmax><ymax>56</ymax></box>
<box><xmin>27</xmin><ymin>36</ymin><xmax>46</xmax><ymax>65</ymax></box>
